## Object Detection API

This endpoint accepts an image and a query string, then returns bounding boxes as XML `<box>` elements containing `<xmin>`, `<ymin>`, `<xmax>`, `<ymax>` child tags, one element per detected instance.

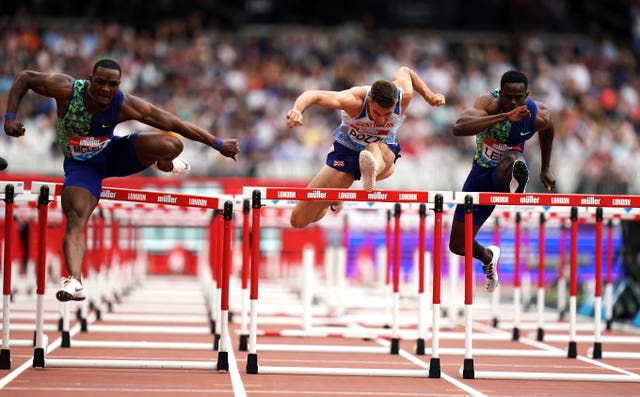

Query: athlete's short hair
<box><xmin>369</xmin><ymin>80</ymin><xmax>398</xmax><ymax>108</ymax></box>
<box><xmin>500</xmin><ymin>70</ymin><xmax>528</xmax><ymax>90</ymax></box>
<box><xmin>93</xmin><ymin>59</ymin><xmax>121</xmax><ymax>75</ymax></box>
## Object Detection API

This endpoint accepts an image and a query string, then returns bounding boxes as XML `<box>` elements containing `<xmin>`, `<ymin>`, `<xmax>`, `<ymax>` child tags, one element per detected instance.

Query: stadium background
<box><xmin>1</xmin><ymin>0</ymin><xmax>640</xmax><ymax>319</ymax></box>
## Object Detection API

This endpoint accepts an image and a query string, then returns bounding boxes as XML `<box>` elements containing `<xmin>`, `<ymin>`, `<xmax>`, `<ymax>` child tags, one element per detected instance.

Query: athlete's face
<box><xmin>499</xmin><ymin>83</ymin><xmax>528</xmax><ymax>112</ymax></box>
<box><xmin>367</xmin><ymin>100</ymin><xmax>396</xmax><ymax>127</ymax></box>
<box><xmin>88</xmin><ymin>67</ymin><xmax>121</xmax><ymax>109</ymax></box>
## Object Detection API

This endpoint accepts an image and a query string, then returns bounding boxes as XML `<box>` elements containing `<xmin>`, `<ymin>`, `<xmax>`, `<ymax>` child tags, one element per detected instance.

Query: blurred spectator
<box><xmin>1</xmin><ymin>3</ymin><xmax>639</xmax><ymax>194</ymax></box>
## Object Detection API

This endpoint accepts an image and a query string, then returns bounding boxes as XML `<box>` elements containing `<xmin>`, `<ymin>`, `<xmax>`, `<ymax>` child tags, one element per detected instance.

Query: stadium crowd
<box><xmin>2</xmin><ymin>7</ymin><xmax>640</xmax><ymax>195</ymax></box>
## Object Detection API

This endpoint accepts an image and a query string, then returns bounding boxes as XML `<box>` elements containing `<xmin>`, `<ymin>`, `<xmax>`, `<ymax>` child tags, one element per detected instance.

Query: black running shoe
<box><xmin>510</xmin><ymin>160</ymin><xmax>529</xmax><ymax>193</ymax></box>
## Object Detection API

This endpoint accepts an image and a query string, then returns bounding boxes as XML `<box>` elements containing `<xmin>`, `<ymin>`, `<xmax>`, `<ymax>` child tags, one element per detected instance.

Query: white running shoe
<box><xmin>170</xmin><ymin>157</ymin><xmax>191</xmax><ymax>175</ymax></box>
<box><xmin>359</xmin><ymin>150</ymin><xmax>376</xmax><ymax>192</ymax></box>
<box><xmin>483</xmin><ymin>246</ymin><xmax>500</xmax><ymax>293</ymax></box>
<box><xmin>56</xmin><ymin>276</ymin><xmax>86</xmax><ymax>302</ymax></box>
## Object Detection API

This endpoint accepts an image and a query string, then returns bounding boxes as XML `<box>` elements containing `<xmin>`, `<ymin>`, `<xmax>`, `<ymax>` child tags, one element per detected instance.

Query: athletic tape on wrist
<box><xmin>4</xmin><ymin>112</ymin><xmax>16</xmax><ymax>120</ymax></box>
<box><xmin>213</xmin><ymin>138</ymin><xmax>224</xmax><ymax>150</ymax></box>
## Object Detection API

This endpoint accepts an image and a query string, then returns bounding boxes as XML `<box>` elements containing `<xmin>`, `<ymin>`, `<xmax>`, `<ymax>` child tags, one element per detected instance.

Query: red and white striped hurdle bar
<box><xmin>241</xmin><ymin>186</ymin><xmax>448</xmax><ymax>378</ymax></box>
<box><xmin>32</xmin><ymin>182</ymin><xmax>228</xmax><ymax>209</ymax></box>
<box><xmin>25</xmin><ymin>182</ymin><xmax>234</xmax><ymax>371</ymax></box>
<box><xmin>455</xmin><ymin>192</ymin><xmax>640</xmax><ymax>382</ymax></box>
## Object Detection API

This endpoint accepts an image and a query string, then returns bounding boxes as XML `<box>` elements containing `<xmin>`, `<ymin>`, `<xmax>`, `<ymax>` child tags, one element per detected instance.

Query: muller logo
<box><xmin>580</xmin><ymin>196</ymin><xmax>600</xmax><ymax>206</ymax></box>
<box><xmin>101</xmin><ymin>190</ymin><xmax>116</xmax><ymax>199</ymax></box>
<box><xmin>368</xmin><ymin>192</ymin><xmax>388</xmax><ymax>200</ymax></box>
<box><xmin>158</xmin><ymin>194</ymin><xmax>177</xmax><ymax>204</ymax></box>
<box><xmin>307</xmin><ymin>190</ymin><xmax>327</xmax><ymax>199</ymax></box>
<box><xmin>519</xmin><ymin>195</ymin><xmax>539</xmax><ymax>204</ymax></box>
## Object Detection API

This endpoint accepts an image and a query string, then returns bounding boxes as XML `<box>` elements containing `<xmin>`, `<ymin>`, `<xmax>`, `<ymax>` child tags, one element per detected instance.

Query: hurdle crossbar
<box><xmin>26</xmin><ymin>183</ymin><xmax>236</xmax><ymax>371</ymax></box>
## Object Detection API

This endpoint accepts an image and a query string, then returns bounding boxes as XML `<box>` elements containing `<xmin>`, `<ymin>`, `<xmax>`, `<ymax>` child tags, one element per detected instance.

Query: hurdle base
<box><xmin>567</xmin><ymin>341</ymin><xmax>577</xmax><ymax>358</ymax></box>
<box><xmin>246</xmin><ymin>353</ymin><xmax>258</xmax><ymax>374</ymax></box>
<box><xmin>390</xmin><ymin>338</ymin><xmax>399</xmax><ymax>354</ymax></box>
<box><xmin>61</xmin><ymin>331</ymin><xmax>71</xmax><ymax>348</ymax></box>
<box><xmin>536</xmin><ymin>327</ymin><xmax>544</xmax><ymax>342</ymax></box>
<box><xmin>33</xmin><ymin>348</ymin><xmax>44</xmax><ymax>368</ymax></box>
<box><xmin>491</xmin><ymin>317</ymin><xmax>499</xmax><ymax>328</ymax></box>
<box><xmin>239</xmin><ymin>334</ymin><xmax>249</xmax><ymax>351</ymax></box>
<box><xmin>80</xmin><ymin>318</ymin><xmax>88</xmax><ymax>332</ymax></box>
<box><xmin>511</xmin><ymin>327</ymin><xmax>520</xmax><ymax>341</ymax></box>
<box><xmin>58</xmin><ymin>317</ymin><xmax>63</xmax><ymax>332</ymax></box>
<box><xmin>216</xmin><ymin>351</ymin><xmax>228</xmax><ymax>371</ymax></box>
<box><xmin>558</xmin><ymin>309</ymin><xmax>566</xmax><ymax>321</ymax></box>
<box><xmin>462</xmin><ymin>358</ymin><xmax>475</xmax><ymax>379</ymax></box>
<box><xmin>592</xmin><ymin>342</ymin><xmax>602</xmax><ymax>359</ymax></box>
<box><xmin>415</xmin><ymin>338</ymin><xmax>425</xmax><ymax>355</ymax></box>
<box><xmin>606</xmin><ymin>319</ymin><xmax>613</xmax><ymax>331</ymax></box>
<box><xmin>210</xmin><ymin>319</ymin><xmax>216</xmax><ymax>334</ymax></box>
<box><xmin>0</xmin><ymin>348</ymin><xmax>11</xmax><ymax>369</ymax></box>
<box><xmin>428</xmin><ymin>357</ymin><xmax>440</xmax><ymax>378</ymax></box>
<box><xmin>214</xmin><ymin>333</ymin><xmax>220</xmax><ymax>350</ymax></box>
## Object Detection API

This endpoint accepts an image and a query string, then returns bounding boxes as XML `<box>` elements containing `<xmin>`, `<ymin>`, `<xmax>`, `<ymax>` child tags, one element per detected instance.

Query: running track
<box><xmin>1</xmin><ymin>275</ymin><xmax>639</xmax><ymax>397</ymax></box>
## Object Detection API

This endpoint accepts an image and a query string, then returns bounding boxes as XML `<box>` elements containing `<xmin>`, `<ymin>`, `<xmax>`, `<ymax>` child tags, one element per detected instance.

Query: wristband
<box><xmin>4</xmin><ymin>112</ymin><xmax>16</xmax><ymax>121</ymax></box>
<box><xmin>213</xmin><ymin>138</ymin><xmax>224</xmax><ymax>151</ymax></box>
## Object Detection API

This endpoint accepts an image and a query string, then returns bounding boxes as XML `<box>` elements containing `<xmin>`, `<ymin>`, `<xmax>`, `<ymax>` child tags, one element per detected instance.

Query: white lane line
<box><xmin>226</xmin><ymin>329</ymin><xmax>247</xmax><ymax>397</ymax></box>
<box><xmin>473</xmin><ymin>320</ymin><xmax>640</xmax><ymax>377</ymax></box>
<box><xmin>0</xmin><ymin>319</ymin><xmax>83</xmax><ymax>389</ymax></box>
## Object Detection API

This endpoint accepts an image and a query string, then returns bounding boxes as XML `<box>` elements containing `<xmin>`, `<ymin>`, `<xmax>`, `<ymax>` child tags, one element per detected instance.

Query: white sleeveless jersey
<box><xmin>332</xmin><ymin>87</ymin><xmax>405</xmax><ymax>151</ymax></box>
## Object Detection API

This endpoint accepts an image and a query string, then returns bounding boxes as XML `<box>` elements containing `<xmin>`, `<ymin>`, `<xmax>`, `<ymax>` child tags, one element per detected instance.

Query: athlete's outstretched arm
<box><xmin>453</xmin><ymin>96</ymin><xmax>531</xmax><ymax>137</ymax></box>
<box><xmin>392</xmin><ymin>66</ymin><xmax>445</xmax><ymax>107</ymax></box>
<box><xmin>535</xmin><ymin>102</ymin><xmax>555</xmax><ymax>191</ymax></box>
<box><xmin>120</xmin><ymin>93</ymin><xmax>238</xmax><ymax>159</ymax></box>
<box><xmin>4</xmin><ymin>71</ymin><xmax>73</xmax><ymax>137</ymax></box>
<box><xmin>285</xmin><ymin>87</ymin><xmax>364</xmax><ymax>128</ymax></box>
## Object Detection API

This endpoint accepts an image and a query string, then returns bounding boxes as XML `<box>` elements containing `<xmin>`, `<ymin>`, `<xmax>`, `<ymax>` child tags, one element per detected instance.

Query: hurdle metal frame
<box><xmin>457</xmin><ymin>191</ymin><xmax>640</xmax><ymax>382</ymax></box>
<box><xmin>24</xmin><ymin>182</ymin><xmax>237</xmax><ymax>371</ymax></box>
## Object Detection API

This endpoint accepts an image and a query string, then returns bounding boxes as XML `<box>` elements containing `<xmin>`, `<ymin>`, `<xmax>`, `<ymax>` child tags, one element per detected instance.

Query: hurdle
<box><xmin>485</xmin><ymin>206</ymin><xmax>608</xmax><ymax>337</ymax></box>
<box><xmin>27</xmin><ymin>182</ymin><xmax>236</xmax><ymax>371</ymax></box>
<box><xmin>1</xmin><ymin>181</ymin><xmax>38</xmax><ymax>369</ymax></box>
<box><xmin>458</xmin><ymin>191</ymin><xmax>640</xmax><ymax>382</ymax></box>
<box><xmin>242</xmin><ymin>186</ymin><xmax>452</xmax><ymax>377</ymax></box>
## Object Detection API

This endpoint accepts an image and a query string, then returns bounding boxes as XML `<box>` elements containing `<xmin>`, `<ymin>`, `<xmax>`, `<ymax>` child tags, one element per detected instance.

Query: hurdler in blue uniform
<box><xmin>449</xmin><ymin>70</ymin><xmax>556</xmax><ymax>293</ymax></box>
<box><xmin>4</xmin><ymin>58</ymin><xmax>240</xmax><ymax>302</ymax></box>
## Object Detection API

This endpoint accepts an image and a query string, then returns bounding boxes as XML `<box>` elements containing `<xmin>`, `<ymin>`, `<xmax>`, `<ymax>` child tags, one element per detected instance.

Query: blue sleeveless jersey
<box><xmin>473</xmin><ymin>89</ymin><xmax>538</xmax><ymax>168</ymax></box>
<box><xmin>55</xmin><ymin>80</ymin><xmax>124</xmax><ymax>159</ymax></box>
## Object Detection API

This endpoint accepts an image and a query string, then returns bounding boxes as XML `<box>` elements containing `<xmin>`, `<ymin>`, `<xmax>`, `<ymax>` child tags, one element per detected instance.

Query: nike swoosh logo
<box><xmin>520</xmin><ymin>131</ymin><xmax>531</xmax><ymax>136</ymax></box>
<box><xmin>101</xmin><ymin>124</ymin><xmax>113</xmax><ymax>128</ymax></box>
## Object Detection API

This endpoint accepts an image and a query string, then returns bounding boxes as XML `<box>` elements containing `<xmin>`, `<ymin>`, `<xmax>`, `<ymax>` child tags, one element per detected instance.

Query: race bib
<box><xmin>69</xmin><ymin>136</ymin><xmax>111</xmax><ymax>161</ymax></box>
<box><xmin>348</xmin><ymin>126</ymin><xmax>389</xmax><ymax>145</ymax></box>
<box><xmin>481</xmin><ymin>137</ymin><xmax>516</xmax><ymax>166</ymax></box>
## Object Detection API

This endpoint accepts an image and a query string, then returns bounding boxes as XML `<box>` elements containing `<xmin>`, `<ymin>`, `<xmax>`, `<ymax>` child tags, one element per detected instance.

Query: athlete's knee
<box><xmin>64</xmin><ymin>211</ymin><xmax>89</xmax><ymax>234</ymax></box>
<box><xmin>290</xmin><ymin>213</ymin><xmax>309</xmax><ymax>229</ymax></box>
<box><xmin>501</xmin><ymin>151</ymin><xmax>523</xmax><ymax>167</ymax></box>
<box><xmin>163</xmin><ymin>134</ymin><xmax>184</xmax><ymax>155</ymax></box>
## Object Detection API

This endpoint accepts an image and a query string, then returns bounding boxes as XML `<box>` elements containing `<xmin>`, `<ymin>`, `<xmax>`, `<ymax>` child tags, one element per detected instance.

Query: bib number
<box><xmin>69</xmin><ymin>136</ymin><xmax>111</xmax><ymax>161</ymax></box>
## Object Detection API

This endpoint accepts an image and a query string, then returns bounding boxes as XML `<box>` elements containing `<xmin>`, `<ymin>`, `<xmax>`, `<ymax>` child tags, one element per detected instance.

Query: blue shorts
<box><xmin>63</xmin><ymin>133</ymin><xmax>146</xmax><ymax>200</ymax></box>
<box><xmin>325</xmin><ymin>141</ymin><xmax>401</xmax><ymax>180</ymax></box>
<box><xmin>452</xmin><ymin>161</ymin><xmax>509</xmax><ymax>226</ymax></box>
